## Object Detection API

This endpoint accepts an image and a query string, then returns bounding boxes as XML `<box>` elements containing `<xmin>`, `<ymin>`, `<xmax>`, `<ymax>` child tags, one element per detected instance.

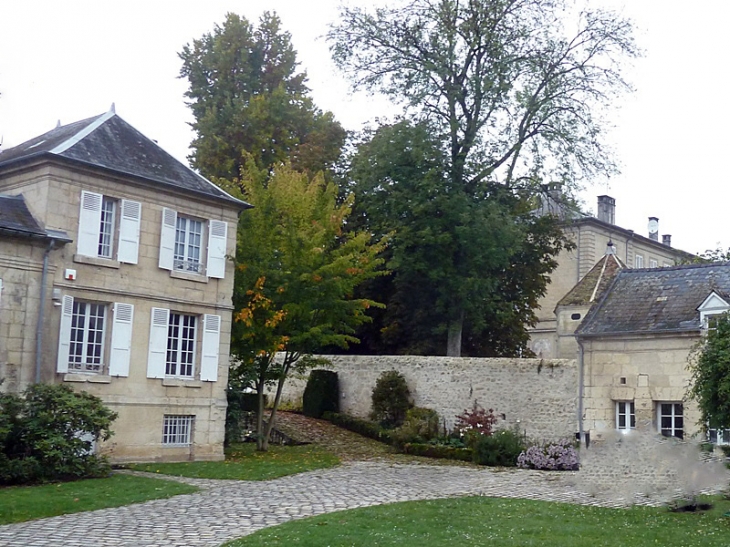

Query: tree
<box><xmin>330</xmin><ymin>0</ymin><xmax>636</xmax><ymax>355</ymax></box>
<box><xmin>343</xmin><ymin>120</ymin><xmax>571</xmax><ymax>356</ymax></box>
<box><xmin>180</xmin><ymin>12</ymin><xmax>347</xmax><ymax>180</ymax></box>
<box><xmin>227</xmin><ymin>163</ymin><xmax>386</xmax><ymax>450</ymax></box>
<box><xmin>689</xmin><ymin>313</ymin><xmax>730</xmax><ymax>432</ymax></box>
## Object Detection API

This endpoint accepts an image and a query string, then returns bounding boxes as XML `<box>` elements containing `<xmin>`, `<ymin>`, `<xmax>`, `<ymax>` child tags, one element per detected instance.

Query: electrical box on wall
<box><xmin>64</xmin><ymin>269</ymin><xmax>77</xmax><ymax>281</ymax></box>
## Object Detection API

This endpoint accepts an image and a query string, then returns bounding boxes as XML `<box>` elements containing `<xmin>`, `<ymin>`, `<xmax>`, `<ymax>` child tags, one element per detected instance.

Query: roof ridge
<box><xmin>49</xmin><ymin>111</ymin><xmax>115</xmax><ymax>155</ymax></box>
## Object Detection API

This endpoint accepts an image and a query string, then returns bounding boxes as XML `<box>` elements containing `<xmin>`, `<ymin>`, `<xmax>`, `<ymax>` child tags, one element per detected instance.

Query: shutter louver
<box><xmin>118</xmin><ymin>200</ymin><xmax>141</xmax><ymax>264</ymax></box>
<box><xmin>159</xmin><ymin>208</ymin><xmax>177</xmax><ymax>270</ymax></box>
<box><xmin>77</xmin><ymin>191</ymin><xmax>103</xmax><ymax>257</ymax></box>
<box><xmin>56</xmin><ymin>295</ymin><xmax>74</xmax><ymax>373</ymax></box>
<box><xmin>147</xmin><ymin>307</ymin><xmax>169</xmax><ymax>378</ymax></box>
<box><xmin>200</xmin><ymin>314</ymin><xmax>221</xmax><ymax>381</ymax></box>
<box><xmin>109</xmin><ymin>303</ymin><xmax>134</xmax><ymax>377</ymax></box>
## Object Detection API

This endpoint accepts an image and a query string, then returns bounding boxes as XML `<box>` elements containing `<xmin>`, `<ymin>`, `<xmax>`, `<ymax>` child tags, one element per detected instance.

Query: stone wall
<box><xmin>279</xmin><ymin>355</ymin><xmax>578</xmax><ymax>441</ymax></box>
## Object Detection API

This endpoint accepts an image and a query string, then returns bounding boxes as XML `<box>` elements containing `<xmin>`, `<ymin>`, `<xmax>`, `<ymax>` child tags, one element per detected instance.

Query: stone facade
<box><xmin>278</xmin><ymin>355</ymin><xmax>579</xmax><ymax>441</ymax></box>
<box><xmin>0</xmin><ymin>114</ymin><xmax>245</xmax><ymax>462</ymax></box>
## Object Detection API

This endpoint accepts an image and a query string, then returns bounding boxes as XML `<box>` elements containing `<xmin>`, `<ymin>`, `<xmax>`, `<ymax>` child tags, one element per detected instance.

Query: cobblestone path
<box><xmin>0</xmin><ymin>461</ymin><xmax>655</xmax><ymax>547</ymax></box>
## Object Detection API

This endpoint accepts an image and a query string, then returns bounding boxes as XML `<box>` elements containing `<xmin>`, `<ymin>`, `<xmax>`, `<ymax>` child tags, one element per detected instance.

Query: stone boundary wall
<box><xmin>278</xmin><ymin>355</ymin><xmax>578</xmax><ymax>441</ymax></box>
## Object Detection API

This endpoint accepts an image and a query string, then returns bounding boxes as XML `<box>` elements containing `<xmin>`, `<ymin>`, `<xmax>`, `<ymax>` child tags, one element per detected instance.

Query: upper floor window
<box><xmin>649</xmin><ymin>259</ymin><xmax>658</xmax><ymax>268</ymax></box>
<box><xmin>634</xmin><ymin>254</ymin><xmax>644</xmax><ymax>268</ymax></box>
<box><xmin>159</xmin><ymin>208</ymin><xmax>228</xmax><ymax>279</ymax></box>
<box><xmin>77</xmin><ymin>191</ymin><xmax>141</xmax><ymax>264</ymax></box>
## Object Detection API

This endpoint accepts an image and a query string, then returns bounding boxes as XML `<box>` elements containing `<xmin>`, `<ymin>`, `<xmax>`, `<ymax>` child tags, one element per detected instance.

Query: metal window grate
<box><xmin>163</xmin><ymin>415</ymin><xmax>193</xmax><ymax>445</ymax></box>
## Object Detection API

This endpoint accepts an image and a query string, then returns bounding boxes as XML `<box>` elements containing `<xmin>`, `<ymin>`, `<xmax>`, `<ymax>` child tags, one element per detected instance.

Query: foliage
<box><xmin>227</xmin><ymin>164</ymin><xmax>386</xmax><ymax>451</ymax></box>
<box><xmin>471</xmin><ymin>428</ymin><xmax>527</xmax><ymax>467</ymax></box>
<box><xmin>401</xmin><ymin>442</ymin><xmax>473</xmax><ymax>462</ymax></box>
<box><xmin>330</xmin><ymin>0</ymin><xmax>636</xmax><ymax>355</ymax></box>
<box><xmin>0</xmin><ymin>474</ymin><xmax>197</xmax><ymax>525</ymax></box>
<box><xmin>128</xmin><ymin>443</ymin><xmax>339</xmax><ymax>481</ymax></box>
<box><xmin>454</xmin><ymin>402</ymin><xmax>499</xmax><ymax>445</ymax></box>
<box><xmin>688</xmin><ymin>312</ymin><xmax>730</xmax><ymax>430</ymax></box>
<box><xmin>225</xmin><ymin>390</ymin><xmax>263</xmax><ymax>445</ymax></box>
<box><xmin>322</xmin><ymin>412</ymin><xmax>394</xmax><ymax>445</ymax></box>
<box><xmin>302</xmin><ymin>369</ymin><xmax>339</xmax><ymax>419</ymax></box>
<box><xmin>180</xmin><ymin>12</ymin><xmax>346</xmax><ymax>180</ymax></box>
<box><xmin>370</xmin><ymin>370</ymin><xmax>413</xmax><ymax>428</ymax></box>
<box><xmin>0</xmin><ymin>384</ymin><xmax>117</xmax><ymax>485</ymax></box>
<box><xmin>678</xmin><ymin>246</ymin><xmax>730</xmax><ymax>264</ymax></box>
<box><xmin>390</xmin><ymin>407</ymin><xmax>440</xmax><ymax>447</ymax></box>
<box><xmin>225</xmin><ymin>495</ymin><xmax>730</xmax><ymax>547</ymax></box>
<box><xmin>517</xmin><ymin>439</ymin><xmax>579</xmax><ymax>471</ymax></box>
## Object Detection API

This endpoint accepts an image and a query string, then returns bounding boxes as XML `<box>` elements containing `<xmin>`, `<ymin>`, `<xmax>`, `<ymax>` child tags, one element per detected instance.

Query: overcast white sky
<box><xmin>0</xmin><ymin>1</ymin><xmax>727</xmax><ymax>254</ymax></box>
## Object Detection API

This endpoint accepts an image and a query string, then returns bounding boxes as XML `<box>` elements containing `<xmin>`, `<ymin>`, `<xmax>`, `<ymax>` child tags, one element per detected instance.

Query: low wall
<box><xmin>278</xmin><ymin>355</ymin><xmax>578</xmax><ymax>441</ymax></box>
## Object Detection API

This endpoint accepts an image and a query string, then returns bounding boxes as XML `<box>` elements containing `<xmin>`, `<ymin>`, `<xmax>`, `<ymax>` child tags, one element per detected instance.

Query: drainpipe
<box><xmin>577</xmin><ymin>337</ymin><xmax>585</xmax><ymax>447</ymax></box>
<box><xmin>35</xmin><ymin>239</ymin><xmax>55</xmax><ymax>383</ymax></box>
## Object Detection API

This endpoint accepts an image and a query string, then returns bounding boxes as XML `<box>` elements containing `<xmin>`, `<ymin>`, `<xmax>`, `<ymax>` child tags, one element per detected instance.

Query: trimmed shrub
<box><xmin>390</xmin><ymin>407</ymin><xmax>440</xmax><ymax>447</ymax></box>
<box><xmin>402</xmin><ymin>442</ymin><xmax>473</xmax><ymax>462</ymax></box>
<box><xmin>0</xmin><ymin>384</ymin><xmax>117</xmax><ymax>485</ymax></box>
<box><xmin>454</xmin><ymin>402</ymin><xmax>498</xmax><ymax>445</ymax></box>
<box><xmin>370</xmin><ymin>370</ymin><xmax>412</xmax><ymax>428</ymax></box>
<box><xmin>517</xmin><ymin>439</ymin><xmax>579</xmax><ymax>471</ymax></box>
<box><xmin>472</xmin><ymin>428</ymin><xmax>527</xmax><ymax>467</ymax></box>
<box><xmin>303</xmin><ymin>370</ymin><xmax>339</xmax><ymax>419</ymax></box>
<box><xmin>322</xmin><ymin>412</ymin><xmax>392</xmax><ymax>444</ymax></box>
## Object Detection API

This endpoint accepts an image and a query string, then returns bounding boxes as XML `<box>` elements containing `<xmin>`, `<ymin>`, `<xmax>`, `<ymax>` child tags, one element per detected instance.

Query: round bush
<box><xmin>370</xmin><ymin>370</ymin><xmax>412</xmax><ymax>428</ymax></box>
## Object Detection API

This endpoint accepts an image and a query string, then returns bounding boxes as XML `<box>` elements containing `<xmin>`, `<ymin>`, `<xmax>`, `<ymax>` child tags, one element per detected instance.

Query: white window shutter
<box><xmin>118</xmin><ymin>200</ymin><xmax>141</xmax><ymax>264</ymax></box>
<box><xmin>109</xmin><ymin>303</ymin><xmax>134</xmax><ymax>377</ymax></box>
<box><xmin>206</xmin><ymin>220</ymin><xmax>228</xmax><ymax>279</ymax></box>
<box><xmin>159</xmin><ymin>208</ymin><xmax>177</xmax><ymax>270</ymax></box>
<box><xmin>200</xmin><ymin>314</ymin><xmax>221</xmax><ymax>381</ymax></box>
<box><xmin>147</xmin><ymin>307</ymin><xmax>169</xmax><ymax>378</ymax></box>
<box><xmin>77</xmin><ymin>191</ymin><xmax>103</xmax><ymax>257</ymax></box>
<box><xmin>56</xmin><ymin>295</ymin><xmax>74</xmax><ymax>373</ymax></box>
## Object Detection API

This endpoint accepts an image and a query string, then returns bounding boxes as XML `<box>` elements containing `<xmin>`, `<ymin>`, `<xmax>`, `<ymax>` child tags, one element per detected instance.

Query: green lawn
<box><xmin>225</xmin><ymin>496</ymin><xmax>730</xmax><ymax>547</ymax></box>
<box><xmin>0</xmin><ymin>473</ymin><xmax>198</xmax><ymax>525</ymax></box>
<box><xmin>127</xmin><ymin>443</ymin><xmax>340</xmax><ymax>480</ymax></box>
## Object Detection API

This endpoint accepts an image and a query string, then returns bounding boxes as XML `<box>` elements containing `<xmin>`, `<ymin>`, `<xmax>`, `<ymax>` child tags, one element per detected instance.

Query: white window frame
<box><xmin>162</xmin><ymin>415</ymin><xmax>194</xmax><ymax>446</ymax></box>
<box><xmin>649</xmin><ymin>259</ymin><xmax>658</xmax><ymax>268</ymax></box>
<box><xmin>77</xmin><ymin>190</ymin><xmax>141</xmax><ymax>264</ymax></box>
<box><xmin>158</xmin><ymin>208</ymin><xmax>227</xmax><ymax>279</ymax></box>
<box><xmin>69</xmin><ymin>300</ymin><xmax>107</xmax><ymax>373</ymax></box>
<box><xmin>707</xmin><ymin>426</ymin><xmax>730</xmax><ymax>446</ymax></box>
<box><xmin>657</xmin><ymin>402</ymin><xmax>684</xmax><ymax>439</ymax></box>
<box><xmin>634</xmin><ymin>254</ymin><xmax>644</xmax><ymax>268</ymax></box>
<box><xmin>166</xmin><ymin>313</ymin><xmax>197</xmax><ymax>378</ymax></box>
<box><xmin>616</xmin><ymin>401</ymin><xmax>635</xmax><ymax>432</ymax></box>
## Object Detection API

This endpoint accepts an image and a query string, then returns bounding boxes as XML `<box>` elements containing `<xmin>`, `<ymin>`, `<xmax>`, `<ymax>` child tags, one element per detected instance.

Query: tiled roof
<box><xmin>576</xmin><ymin>262</ymin><xmax>730</xmax><ymax>337</ymax></box>
<box><xmin>0</xmin><ymin>194</ymin><xmax>47</xmax><ymax>237</ymax></box>
<box><xmin>557</xmin><ymin>252</ymin><xmax>625</xmax><ymax>309</ymax></box>
<box><xmin>0</xmin><ymin>111</ymin><xmax>249</xmax><ymax>209</ymax></box>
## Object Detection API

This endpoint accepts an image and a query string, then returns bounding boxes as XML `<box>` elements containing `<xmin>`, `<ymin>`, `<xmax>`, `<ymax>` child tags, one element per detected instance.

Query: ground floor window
<box><xmin>707</xmin><ymin>427</ymin><xmax>730</xmax><ymax>445</ymax></box>
<box><xmin>162</xmin><ymin>415</ymin><xmax>194</xmax><ymax>445</ymax></box>
<box><xmin>658</xmin><ymin>402</ymin><xmax>683</xmax><ymax>439</ymax></box>
<box><xmin>166</xmin><ymin>313</ymin><xmax>196</xmax><ymax>377</ymax></box>
<box><xmin>616</xmin><ymin>401</ymin><xmax>635</xmax><ymax>431</ymax></box>
<box><xmin>69</xmin><ymin>301</ymin><xmax>106</xmax><ymax>372</ymax></box>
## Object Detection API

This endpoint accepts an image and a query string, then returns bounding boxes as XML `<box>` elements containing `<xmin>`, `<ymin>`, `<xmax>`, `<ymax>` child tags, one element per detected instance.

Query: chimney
<box><xmin>597</xmin><ymin>195</ymin><xmax>615</xmax><ymax>224</ymax></box>
<box><xmin>648</xmin><ymin>217</ymin><xmax>659</xmax><ymax>241</ymax></box>
<box><xmin>662</xmin><ymin>234</ymin><xmax>672</xmax><ymax>247</ymax></box>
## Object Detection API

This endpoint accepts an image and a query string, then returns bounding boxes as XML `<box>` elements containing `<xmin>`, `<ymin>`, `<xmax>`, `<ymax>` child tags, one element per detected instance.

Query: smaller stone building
<box><xmin>576</xmin><ymin>262</ymin><xmax>730</xmax><ymax>443</ymax></box>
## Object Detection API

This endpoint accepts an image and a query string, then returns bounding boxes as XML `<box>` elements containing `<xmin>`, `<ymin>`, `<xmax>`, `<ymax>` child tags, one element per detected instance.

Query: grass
<box><xmin>0</xmin><ymin>473</ymin><xmax>197</xmax><ymax>525</ymax></box>
<box><xmin>127</xmin><ymin>442</ymin><xmax>341</xmax><ymax>480</ymax></box>
<box><xmin>224</xmin><ymin>496</ymin><xmax>730</xmax><ymax>547</ymax></box>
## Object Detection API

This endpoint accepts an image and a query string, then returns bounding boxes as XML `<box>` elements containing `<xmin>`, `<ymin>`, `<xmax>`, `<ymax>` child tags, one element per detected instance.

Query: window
<box><xmin>616</xmin><ymin>401</ymin><xmax>635</xmax><ymax>432</ymax></box>
<box><xmin>708</xmin><ymin>427</ymin><xmax>730</xmax><ymax>445</ymax></box>
<box><xmin>658</xmin><ymin>402</ymin><xmax>683</xmax><ymax>439</ymax></box>
<box><xmin>147</xmin><ymin>309</ymin><xmax>222</xmax><ymax>381</ymax></box>
<box><xmin>159</xmin><ymin>208</ymin><xmax>228</xmax><ymax>279</ymax></box>
<box><xmin>649</xmin><ymin>259</ymin><xmax>658</xmax><ymax>268</ymax></box>
<box><xmin>77</xmin><ymin>191</ymin><xmax>141</xmax><ymax>263</ymax></box>
<box><xmin>162</xmin><ymin>415</ymin><xmax>194</xmax><ymax>445</ymax></box>
<box><xmin>57</xmin><ymin>296</ymin><xmax>134</xmax><ymax>377</ymax></box>
<box><xmin>166</xmin><ymin>313</ymin><xmax>196</xmax><ymax>377</ymax></box>
<box><xmin>663</xmin><ymin>263</ymin><xmax>671</xmax><ymax>268</ymax></box>
<box><xmin>634</xmin><ymin>254</ymin><xmax>644</xmax><ymax>268</ymax></box>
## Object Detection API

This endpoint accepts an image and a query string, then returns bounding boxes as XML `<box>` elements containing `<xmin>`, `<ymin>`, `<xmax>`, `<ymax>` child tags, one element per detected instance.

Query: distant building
<box><xmin>0</xmin><ymin>109</ymin><xmax>249</xmax><ymax>462</ymax></box>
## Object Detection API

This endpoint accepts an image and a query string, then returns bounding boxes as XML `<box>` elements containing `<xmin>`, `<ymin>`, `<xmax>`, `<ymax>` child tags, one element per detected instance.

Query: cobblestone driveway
<box><xmin>0</xmin><ymin>461</ymin><xmax>654</xmax><ymax>547</ymax></box>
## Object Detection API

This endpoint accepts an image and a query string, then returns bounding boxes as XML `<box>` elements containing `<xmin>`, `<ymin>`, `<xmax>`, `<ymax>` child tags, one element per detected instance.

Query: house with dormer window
<box><xmin>574</xmin><ymin>261</ymin><xmax>730</xmax><ymax>445</ymax></box>
<box><xmin>0</xmin><ymin>108</ymin><xmax>249</xmax><ymax>462</ymax></box>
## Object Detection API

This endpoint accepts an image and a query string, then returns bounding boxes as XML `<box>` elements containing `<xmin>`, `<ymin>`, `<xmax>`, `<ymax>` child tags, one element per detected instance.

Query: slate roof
<box><xmin>576</xmin><ymin>262</ymin><xmax>730</xmax><ymax>337</ymax></box>
<box><xmin>0</xmin><ymin>111</ymin><xmax>250</xmax><ymax>209</ymax></box>
<box><xmin>557</xmin><ymin>251</ymin><xmax>625</xmax><ymax>309</ymax></box>
<box><xmin>0</xmin><ymin>194</ymin><xmax>70</xmax><ymax>242</ymax></box>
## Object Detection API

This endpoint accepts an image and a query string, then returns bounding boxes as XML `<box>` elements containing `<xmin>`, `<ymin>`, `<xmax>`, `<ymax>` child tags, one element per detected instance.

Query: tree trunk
<box><xmin>255</xmin><ymin>378</ymin><xmax>266</xmax><ymax>451</ymax></box>
<box><xmin>262</xmin><ymin>369</ymin><xmax>288</xmax><ymax>452</ymax></box>
<box><xmin>446</xmin><ymin>311</ymin><xmax>464</xmax><ymax>357</ymax></box>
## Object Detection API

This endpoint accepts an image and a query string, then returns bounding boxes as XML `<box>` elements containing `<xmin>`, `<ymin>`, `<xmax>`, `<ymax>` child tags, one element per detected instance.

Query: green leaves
<box><xmin>689</xmin><ymin>313</ymin><xmax>730</xmax><ymax>430</ymax></box>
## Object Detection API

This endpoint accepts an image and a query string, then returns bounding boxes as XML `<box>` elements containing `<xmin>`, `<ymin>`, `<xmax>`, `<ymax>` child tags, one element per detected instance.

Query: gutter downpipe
<box><xmin>577</xmin><ymin>336</ymin><xmax>585</xmax><ymax>447</ymax></box>
<box><xmin>35</xmin><ymin>239</ymin><xmax>55</xmax><ymax>383</ymax></box>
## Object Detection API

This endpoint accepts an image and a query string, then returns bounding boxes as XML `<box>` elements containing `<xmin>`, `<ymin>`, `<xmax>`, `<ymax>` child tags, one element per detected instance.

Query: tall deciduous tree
<box><xmin>330</xmin><ymin>0</ymin><xmax>636</xmax><ymax>355</ymax></box>
<box><xmin>180</xmin><ymin>12</ymin><xmax>347</xmax><ymax>180</ymax></box>
<box><xmin>227</xmin><ymin>163</ymin><xmax>386</xmax><ymax>450</ymax></box>
<box><xmin>689</xmin><ymin>313</ymin><xmax>730</xmax><ymax>432</ymax></box>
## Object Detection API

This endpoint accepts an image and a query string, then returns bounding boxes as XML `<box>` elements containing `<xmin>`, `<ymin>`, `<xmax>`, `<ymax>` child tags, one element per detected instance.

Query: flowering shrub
<box><xmin>517</xmin><ymin>439</ymin><xmax>579</xmax><ymax>471</ymax></box>
<box><xmin>454</xmin><ymin>402</ymin><xmax>498</xmax><ymax>445</ymax></box>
